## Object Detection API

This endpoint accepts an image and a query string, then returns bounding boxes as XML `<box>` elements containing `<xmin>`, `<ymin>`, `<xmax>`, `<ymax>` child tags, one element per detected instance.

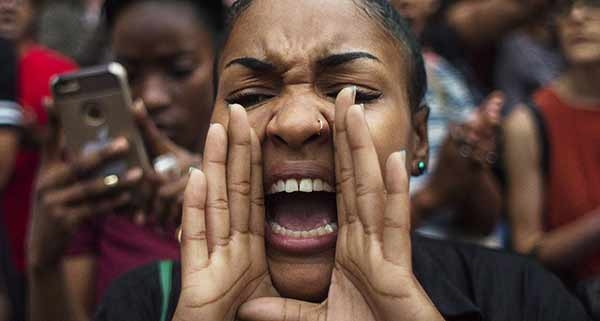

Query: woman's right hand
<box><xmin>28</xmin><ymin>125</ymin><xmax>143</xmax><ymax>272</ymax></box>
<box><xmin>172</xmin><ymin>105</ymin><xmax>277</xmax><ymax>321</ymax></box>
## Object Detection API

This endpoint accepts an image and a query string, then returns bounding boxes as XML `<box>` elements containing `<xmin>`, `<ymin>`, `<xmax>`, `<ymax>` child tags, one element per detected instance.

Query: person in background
<box><xmin>420</xmin><ymin>0</ymin><xmax>556</xmax><ymax>97</ymax></box>
<box><xmin>504</xmin><ymin>0</ymin><xmax>600</xmax><ymax>318</ymax></box>
<box><xmin>0</xmin><ymin>1</ymin><xmax>77</xmax><ymax>321</ymax></box>
<box><xmin>27</xmin><ymin>1</ymin><xmax>223</xmax><ymax>321</ymax></box>
<box><xmin>391</xmin><ymin>0</ymin><xmax>504</xmax><ymax>247</ymax></box>
<box><xmin>0</xmin><ymin>36</ymin><xmax>21</xmax><ymax>321</ymax></box>
<box><xmin>495</xmin><ymin>12</ymin><xmax>564</xmax><ymax>113</ymax></box>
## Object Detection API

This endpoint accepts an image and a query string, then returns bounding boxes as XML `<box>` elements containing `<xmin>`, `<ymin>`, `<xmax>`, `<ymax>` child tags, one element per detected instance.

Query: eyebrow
<box><xmin>318</xmin><ymin>52</ymin><xmax>380</xmax><ymax>68</ymax></box>
<box><xmin>224</xmin><ymin>57</ymin><xmax>276</xmax><ymax>72</ymax></box>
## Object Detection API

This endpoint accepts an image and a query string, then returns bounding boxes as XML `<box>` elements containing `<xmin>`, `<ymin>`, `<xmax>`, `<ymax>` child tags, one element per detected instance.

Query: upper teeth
<box><xmin>267</xmin><ymin>178</ymin><xmax>334</xmax><ymax>195</ymax></box>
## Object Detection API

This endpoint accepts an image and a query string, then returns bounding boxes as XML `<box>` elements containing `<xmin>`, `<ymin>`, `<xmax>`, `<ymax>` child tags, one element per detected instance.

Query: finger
<box><xmin>345</xmin><ymin>105</ymin><xmax>385</xmax><ymax>235</ymax></box>
<box><xmin>382</xmin><ymin>151</ymin><xmax>412</xmax><ymax>266</ymax></box>
<box><xmin>43</xmin><ymin>167</ymin><xmax>143</xmax><ymax>207</ymax></box>
<box><xmin>202</xmin><ymin>123</ymin><xmax>230</xmax><ymax>250</ymax></box>
<box><xmin>131</xmin><ymin>100</ymin><xmax>176</xmax><ymax>156</ymax></box>
<box><xmin>181</xmin><ymin>168</ymin><xmax>209</xmax><ymax>271</ymax></box>
<box><xmin>334</xmin><ymin>86</ymin><xmax>357</xmax><ymax>225</ymax></box>
<box><xmin>59</xmin><ymin>192</ymin><xmax>132</xmax><ymax>232</ymax></box>
<box><xmin>238</xmin><ymin>298</ymin><xmax>324</xmax><ymax>321</ymax></box>
<box><xmin>480</xmin><ymin>91</ymin><xmax>504</xmax><ymax>127</ymax></box>
<box><xmin>227</xmin><ymin>104</ymin><xmax>252</xmax><ymax>234</ymax></box>
<box><xmin>156</xmin><ymin>176</ymin><xmax>188</xmax><ymax>224</ymax></box>
<box><xmin>249</xmin><ymin>129</ymin><xmax>265</xmax><ymax>236</ymax></box>
<box><xmin>37</xmin><ymin>137</ymin><xmax>130</xmax><ymax>191</ymax></box>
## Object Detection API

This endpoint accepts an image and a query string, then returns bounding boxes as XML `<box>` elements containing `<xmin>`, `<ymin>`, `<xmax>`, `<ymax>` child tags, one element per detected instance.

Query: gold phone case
<box><xmin>51</xmin><ymin>63</ymin><xmax>149</xmax><ymax>177</ymax></box>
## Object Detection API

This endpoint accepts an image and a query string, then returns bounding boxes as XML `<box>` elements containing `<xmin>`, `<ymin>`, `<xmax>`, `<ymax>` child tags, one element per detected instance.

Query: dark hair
<box><xmin>224</xmin><ymin>0</ymin><xmax>427</xmax><ymax>112</ymax></box>
<box><xmin>103</xmin><ymin>0</ymin><xmax>225</xmax><ymax>34</ymax></box>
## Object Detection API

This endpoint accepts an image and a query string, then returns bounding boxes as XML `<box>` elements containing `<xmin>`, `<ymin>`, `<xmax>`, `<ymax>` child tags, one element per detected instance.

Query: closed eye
<box><xmin>326</xmin><ymin>88</ymin><xmax>382</xmax><ymax>104</ymax></box>
<box><xmin>225</xmin><ymin>92</ymin><xmax>275</xmax><ymax>108</ymax></box>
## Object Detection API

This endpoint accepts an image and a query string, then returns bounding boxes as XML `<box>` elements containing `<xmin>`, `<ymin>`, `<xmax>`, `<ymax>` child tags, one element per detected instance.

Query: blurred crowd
<box><xmin>0</xmin><ymin>0</ymin><xmax>598</xmax><ymax>320</ymax></box>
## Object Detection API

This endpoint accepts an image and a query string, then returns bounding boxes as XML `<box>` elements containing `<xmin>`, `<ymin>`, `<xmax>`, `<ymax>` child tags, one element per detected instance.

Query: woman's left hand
<box><xmin>131</xmin><ymin>101</ymin><xmax>202</xmax><ymax>227</ymax></box>
<box><xmin>238</xmin><ymin>87</ymin><xmax>443</xmax><ymax>321</ymax></box>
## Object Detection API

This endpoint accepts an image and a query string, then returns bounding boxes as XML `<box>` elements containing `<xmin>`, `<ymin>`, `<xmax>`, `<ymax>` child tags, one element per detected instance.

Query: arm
<box><xmin>504</xmin><ymin>107</ymin><xmax>600</xmax><ymax>271</ymax></box>
<box><xmin>0</xmin><ymin>129</ymin><xmax>18</xmax><ymax>192</ymax></box>
<box><xmin>446</xmin><ymin>0</ymin><xmax>546</xmax><ymax>47</ymax></box>
<box><xmin>28</xmin><ymin>264</ymin><xmax>77</xmax><ymax>321</ymax></box>
<box><xmin>63</xmin><ymin>256</ymin><xmax>96</xmax><ymax>321</ymax></box>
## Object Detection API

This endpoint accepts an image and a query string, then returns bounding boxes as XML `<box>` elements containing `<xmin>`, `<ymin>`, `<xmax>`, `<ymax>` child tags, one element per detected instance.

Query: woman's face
<box><xmin>557</xmin><ymin>1</ymin><xmax>600</xmax><ymax>65</ymax></box>
<box><xmin>213</xmin><ymin>0</ymin><xmax>427</xmax><ymax>301</ymax></box>
<box><xmin>111</xmin><ymin>1</ymin><xmax>214</xmax><ymax>153</ymax></box>
<box><xmin>0</xmin><ymin>0</ymin><xmax>34</xmax><ymax>40</ymax></box>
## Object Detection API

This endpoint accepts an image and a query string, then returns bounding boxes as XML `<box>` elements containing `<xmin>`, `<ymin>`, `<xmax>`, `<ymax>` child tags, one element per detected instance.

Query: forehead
<box><xmin>111</xmin><ymin>2</ymin><xmax>206</xmax><ymax>55</ymax></box>
<box><xmin>221</xmin><ymin>0</ymin><xmax>406</xmax><ymax>71</ymax></box>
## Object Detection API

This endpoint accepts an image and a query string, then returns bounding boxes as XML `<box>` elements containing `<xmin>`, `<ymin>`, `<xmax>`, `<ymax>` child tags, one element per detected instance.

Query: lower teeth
<box><xmin>270</xmin><ymin>221</ymin><xmax>338</xmax><ymax>238</ymax></box>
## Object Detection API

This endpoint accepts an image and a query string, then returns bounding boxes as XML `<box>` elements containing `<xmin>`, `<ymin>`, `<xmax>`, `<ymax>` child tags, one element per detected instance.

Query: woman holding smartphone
<box><xmin>27</xmin><ymin>1</ymin><xmax>223</xmax><ymax>321</ymax></box>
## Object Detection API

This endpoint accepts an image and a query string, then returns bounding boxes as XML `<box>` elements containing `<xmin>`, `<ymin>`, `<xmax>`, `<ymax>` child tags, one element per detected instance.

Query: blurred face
<box><xmin>214</xmin><ymin>0</ymin><xmax>427</xmax><ymax>301</ymax></box>
<box><xmin>0</xmin><ymin>0</ymin><xmax>34</xmax><ymax>40</ymax></box>
<box><xmin>111</xmin><ymin>1</ymin><xmax>214</xmax><ymax>153</ymax></box>
<box><xmin>556</xmin><ymin>0</ymin><xmax>600</xmax><ymax>65</ymax></box>
<box><xmin>389</xmin><ymin>0</ymin><xmax>438</xmax><ymax>38</ymax></box>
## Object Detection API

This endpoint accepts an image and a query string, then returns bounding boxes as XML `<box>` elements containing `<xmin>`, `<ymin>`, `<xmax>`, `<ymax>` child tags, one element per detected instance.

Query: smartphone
<box><xmin>51</xmin><ymin>63</ymin><xmax>149</xmax><ymax>177</ymax></box>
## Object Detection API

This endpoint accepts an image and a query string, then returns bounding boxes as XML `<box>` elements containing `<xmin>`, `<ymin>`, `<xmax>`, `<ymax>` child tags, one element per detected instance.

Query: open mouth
<box><xmin>265</xmin><ymin>177</ymin><xmax>338</xmax><ymax>255</ymax></box>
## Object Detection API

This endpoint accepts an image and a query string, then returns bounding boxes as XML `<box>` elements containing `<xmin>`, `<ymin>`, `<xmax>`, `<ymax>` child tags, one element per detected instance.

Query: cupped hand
<box><xmin>238</xmin><ymin>87</ymin><xmax>443</xmax><ymax>321</ymax></box>
<box><xmin>29</xmin><ymin>121</ymin><xmax>143</xmax><ymax>271</ymax></box>
<box><xmin>172</xmin><ymin>105</ymin><xmax>277</xmax><ymax>321</ymax></box>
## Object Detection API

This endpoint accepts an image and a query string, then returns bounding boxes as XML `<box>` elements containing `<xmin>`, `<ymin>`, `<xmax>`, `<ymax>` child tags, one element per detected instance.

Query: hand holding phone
<box><xmin>51</xmin><ymin>63</ymin><xmax>149</xmax><ymax>178</ymax></box>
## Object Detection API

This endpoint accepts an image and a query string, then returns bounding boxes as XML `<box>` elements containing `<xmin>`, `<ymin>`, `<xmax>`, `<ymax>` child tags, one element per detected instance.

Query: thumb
<box><xmin>131</xmin><ymin>99</ymin><xmax>175</xmax><ymax>156</ymax></box>
<box><xmin>480</xmin><ymin>91</ymin><xmax>504</xmax><ymax>126</ymax></box>
<box><xmin>238</xmin><ymin>298</ymin><xmax>326</xmax><ymax>321</ymax></box>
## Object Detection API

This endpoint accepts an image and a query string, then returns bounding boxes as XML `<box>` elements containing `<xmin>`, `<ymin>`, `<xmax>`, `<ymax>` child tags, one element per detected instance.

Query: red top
<box><xmin>1</xmin><ymin>44</ymin><xmax>76</xmax><ymax>272</ymax></box>
<box><xmin>535</xmin><ymin>87</ymin><xmax>600</xmax><ymax>280</ymax></box>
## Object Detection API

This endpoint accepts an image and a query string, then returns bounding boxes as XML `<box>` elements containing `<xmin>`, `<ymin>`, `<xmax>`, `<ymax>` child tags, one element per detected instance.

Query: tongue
<box><xmin>266</xmin><ymin>192</ymin><xmax>337</xmax><ymax>231</ymax></box>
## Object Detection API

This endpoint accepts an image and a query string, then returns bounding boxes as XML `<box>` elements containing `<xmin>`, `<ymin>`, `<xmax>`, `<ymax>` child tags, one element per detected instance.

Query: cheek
<box><xmin>366</xmin><ymin>110</ymin><xmax>411</xmax><ymax>169</ymax></box>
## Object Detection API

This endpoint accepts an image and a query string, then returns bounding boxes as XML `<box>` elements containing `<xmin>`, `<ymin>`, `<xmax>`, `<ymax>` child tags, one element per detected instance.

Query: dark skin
<box><xmin>27</xmin><ymin>2</ymin><xmax>214</xmax><ymax>321</ymax></box>
<box><xmin>172</xmin><ymin>1</ymin><xmax>443</xmax><ymax>320</ymax></box>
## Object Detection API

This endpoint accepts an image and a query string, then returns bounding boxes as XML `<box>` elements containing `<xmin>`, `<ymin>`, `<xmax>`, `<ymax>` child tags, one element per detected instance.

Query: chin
<box><xmin>566</xmin><ymin>47</ymin><xmax>600</xmax><ymax>65</ymax></box>
<box><xmin>268</xmin><ymin>250</ymin><xmax>335</xmax><ymax>302</ymax></box>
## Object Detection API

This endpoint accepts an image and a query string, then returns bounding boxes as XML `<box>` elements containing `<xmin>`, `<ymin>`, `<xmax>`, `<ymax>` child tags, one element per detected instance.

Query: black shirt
<box><xmin>94</xmin><ymin>236</ymin><xmax>592</xmax><ymax>321</ymax></box>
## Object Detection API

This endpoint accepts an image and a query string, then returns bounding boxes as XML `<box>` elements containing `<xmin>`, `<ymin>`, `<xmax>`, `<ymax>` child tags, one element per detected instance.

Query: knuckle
<box><xmin>206</xmin><ymin>197</ymin><xmax>228</xmax><ymax>211</ymax></box>
<box><xmin>250</xmin><ymin>196</ymin><xmax>265</xmax><ymax>208</ymax></box>
<box><xmin>184</xmin><ymin>230</ymin><xmax>207</xmax><ymax>242</ymax></box>
<box><xmin>383</xmin><ymin>216</ymin><xmax>409</xmax><ymax>230</ymax></box>
<box><xmin>228</xmin><ymin>180</ymin><xmax>251</xmax><ymax>195</ymax></box>
<box><xmin>354</xmin><ymin>182</ymin><xmax>383</xmax><ymax>198</ymax></box>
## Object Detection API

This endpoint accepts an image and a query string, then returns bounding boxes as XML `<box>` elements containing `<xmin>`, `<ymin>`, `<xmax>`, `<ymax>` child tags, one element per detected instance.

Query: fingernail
<box><xmin>188</xmin><ymin>166</ymin><xmax>200</xmax><ymax>175</ymax></box>
<box><xmin>126</xmin><ymin>167</ymin><xmax>143</xmax><ymax>181</ymax></box>
<box><xmin>351</xmin><ymin>86</ymin><xmax>357</xmax><ymax>101</ymax></box>
<box><xmin>398</xmin><ymin>150</ymin><xmax>406</xmax><ymax>165</ymax></box>
<box><xmin>112</xmin><ymin>137</ymin><xmax>129</xmax><ymax>151</ymax></box>
<box><xmin>132</xmin><ymin>99</ymin><xmax>146</xmax><ymax>114</ymax></box>
<box><xmin>359</xmin><ymin>103</ymin><xmax>365</xmax><ymax>111</ymax></box>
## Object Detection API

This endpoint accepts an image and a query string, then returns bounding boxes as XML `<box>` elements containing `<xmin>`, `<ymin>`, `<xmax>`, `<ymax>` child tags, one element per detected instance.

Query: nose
<box><xmin>135</xmin><ymin>73</ymin><xmax>172</xmax><ymax>114</ymax></box>
<box><xmin>266</xmin><ymin>97</ymin><xmax>330</xmax><ymax>149</ymax></box>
